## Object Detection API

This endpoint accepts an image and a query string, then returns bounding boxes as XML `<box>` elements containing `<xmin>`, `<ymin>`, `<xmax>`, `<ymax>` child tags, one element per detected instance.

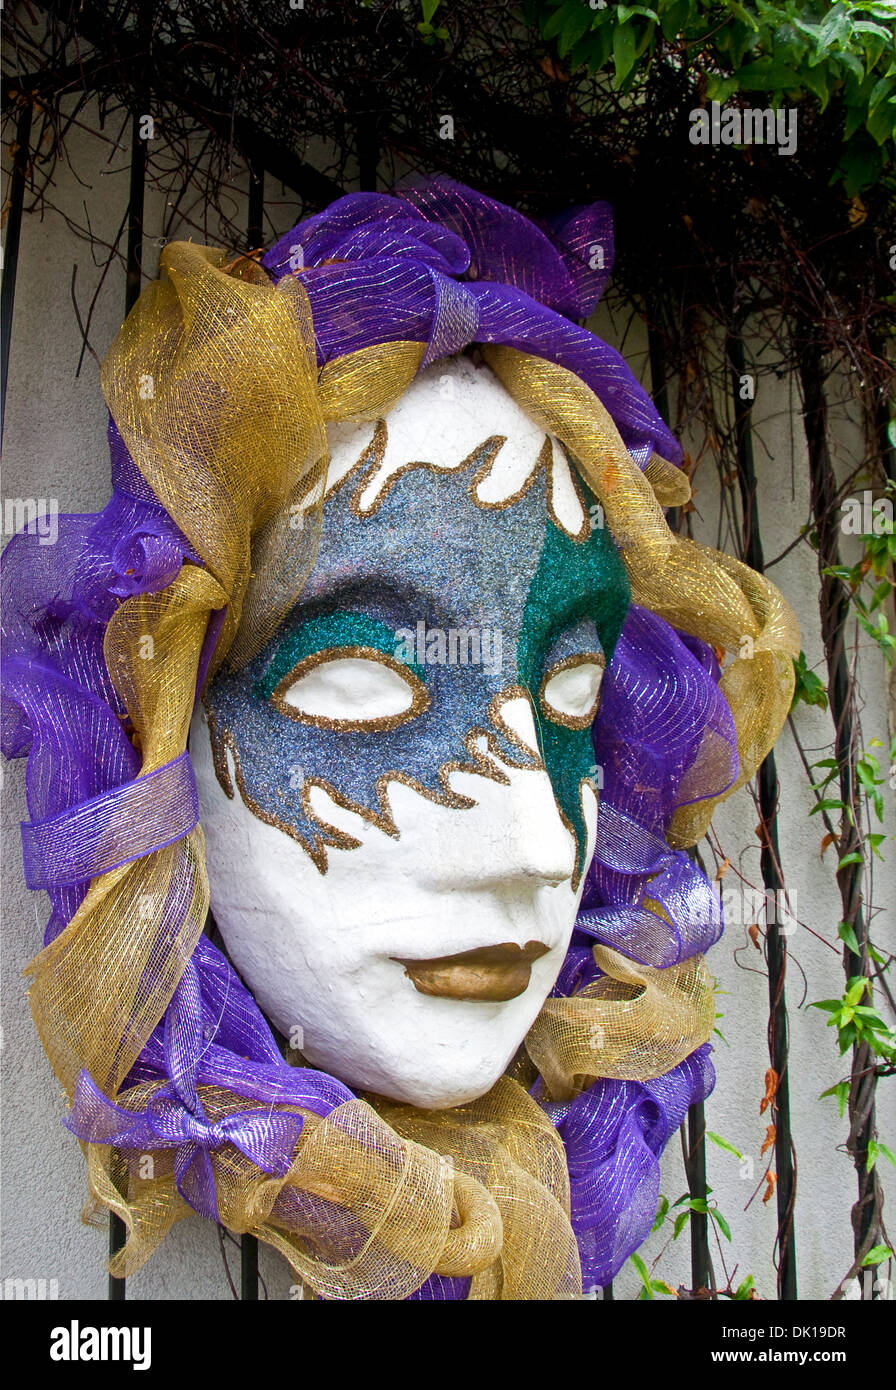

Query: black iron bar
<box><xmin>801</xmin><ymin>343</ymin><xmax>883</xmax><ymax>1297</ymax></box>
<box><xmin>1</xmin><ymin>102</ymin><xmax>33</xmax><ymax>442</ymax></box>
<box><xmin>647</xmin><ymin>315</ymin><xmax>713</xmax><ymax>1295</ymax></box>
<box><xmin>247</xmin><ymin>167</ymin><xmax>264</xmax><ymax>252</ymax></box>
<box><xmin>728</xmin><ymin>328</ymin><xmax>798</xmax><ymax>1301</ymax></box>
<box><xmin>685</xmin><ymin>1105</ymin><xmax>713</xmax><ymax>1293</ymax></box>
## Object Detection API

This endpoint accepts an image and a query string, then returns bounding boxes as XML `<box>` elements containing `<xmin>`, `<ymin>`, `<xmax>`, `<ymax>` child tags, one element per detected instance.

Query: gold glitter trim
<box><xmin>469</xmin><ymin>436</ymin><xmax>540</xmax><ymax>511</ymax></box>
<box><xmin>349</xmin><ymin>434</ymin><xmax>508</xmax><ymax>519</ymax></box>
<box><xmin>202</xmin><ymin>684</ymin><xmax>568</xmax><ymax>877</ymax></box>
<box><xmin>538</xmin><ymin>653</ymin><xmax>607</xmax><ymax>730</ymax></box>
<box><xmin>547</xmin><ymin>443</ymin><xmax>590</xmax><ymax>543</ymax></box>
<box><xmin>317</xmin><ymin>415</ymin><xmax>589</xmax><ymax>541</ymax></box>
<box><xmin>270</xmin><ymin>645</ymin><xmax>430</xmax><ymax>732</ymax></box>
<box><xmin>472</xmin><ymin>435</ymin><xmax>590</xmax><ymax>543</ymax></box>
<box><xmin>323</xmin><ymin>419</ymin><xmax>388</xmax><ymax>504</ymax></box>
<box><xmin>486</xmin><ymin>686</ymin><xmax>546</xmax><ymax>768</ymax></box>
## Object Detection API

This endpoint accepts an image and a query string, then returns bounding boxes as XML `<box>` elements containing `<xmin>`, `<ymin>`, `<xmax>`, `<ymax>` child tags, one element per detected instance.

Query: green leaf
<box><xmin>815</xmin><ymin>8</ymin><xmax>854</xmax><ymax>60</ymax></box>
<box><xmin>734</xmin><ymin>1273</ymin><xmax>756</xmax><ymax>1300</ymax></box>
<box><xmin>631</xmin><ymin>1250</ymin><xmax>651</xmax><ymax>1290</ymax></box>
<box><xmin>735</xmin><ymin>58</ymin><xmax>802</xmax><ymax>91</ymax></box>
<box><xmin>838</xmin><ymin>920</ymin><xmax>862</xmax><ymax>954</ymax></box>
<box><xmin>791</xmin><ymin>651</ymin><xmax>828</xmax><ymax>712</ymax></box>
<box><xmin>854</xmin><ymin>20</ymin><xmax>893</xmax><ymax>41</ymax></box>
<box><xmin>838</xmin><ymin>851</ymin><xmax>864</xmax><ymax>869</ymax></box>
<box><xmin>651</xmin><ymin>1194</ymin><xmax>670</xmax><ymax>1231</ymax></box>
<box><xmin>710</xmin><ymin>1208</ymin><xmax>732</xmax><ymax>1241</ymax></box>
<box><xmin>801</xmin><ymin>62</ymin><xmax>832</xmax><ymax>108</ymax></box>
<box><xmin>819</xmin><ymin>1080</ymin><xmax>850</xmax><ymax>1117</ymax></box>
<box><xmin>613</xmin><ymin>20</ymin><xmax>638</xmax><ymax>85</ymax></box>
<box><xmin>833</xmin><ymin>142</ymin><xmax>884</xmax><ymax>195</ymax></box>
<box><xmin>569</xmin><ymin>24</ymin><xmax>613</xmax><ymax>72</ymax></box>
<box><xmin>659</xmin><ymin>0</ymin><xmax>690</xmax><ymax>41</ymax></box>
<box><xmin>672</xmin><ymin>1210</ymin><xmax>690</xmax><ymax>1239</ymax></box>
<box><xmin>845</xmin><ymin>978</ymin><xmax>869</xmax><ymax>1006</ymax></box>
<box><xmin>868</xmin><ymin>1141</ymin><xmax>896</xmax><ymax>1172</ymax></box>
<box><xmin>860</xmin><ymin>1244</ymin><xmax>893</xmax><ymax>1266</ymax></box>
<box><xmin>556</xmin><ymin>4</ymin><xmax>595</xmax><ymax>57</ymax></box>
<box><xmin>706</xmin><ymin>73</ymin><xmax>742</xmax><ymax>103</ymax></box>
<box><xmin>839</xmin><ymin>48</ymin><xmax>866</xmax><ymax>82</ymax></box>
<box><xmin>868</xmin><ymin>75</ymin><xmax>895</xmax><ymax>108</ymax></box>
<box><xmin>729</xmin><ymin>3</ymin><xmax>759</xmax><ymax>33</ymax></box>
<box><xmin>706</xmin><ymin>1130</ymin><xmax>743</xmax><ymax>1159</ymax></box>
<box><xmin>542</xmin><ymin>0</ymin><xmax>582</xmax><ymax>42</ymax></box>
<box><xmin>420</xmin><ymin>0</ymin><xmax>441</xmax><ymax>24</ymax></box>
<box><xmin>867</xmin><ymin>98</ymin><xmax>896</xmax><ymax>143</ymax></box>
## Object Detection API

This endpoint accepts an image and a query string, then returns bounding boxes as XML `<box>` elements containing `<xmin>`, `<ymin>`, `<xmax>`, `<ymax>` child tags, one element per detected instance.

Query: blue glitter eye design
<box><xmin>204</xmin><ymin>445</ymin><xmax>631</xmax><ymax>878</ymax></box>
<box><xmin>255</xmin><ymin>611</ymin><xmax>429</xmax><ymax>733</ymax></box>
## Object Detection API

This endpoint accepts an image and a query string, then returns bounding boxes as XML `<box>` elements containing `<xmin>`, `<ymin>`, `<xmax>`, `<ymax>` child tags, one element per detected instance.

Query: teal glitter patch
<box><xmin>518</xmin><ymin>491</ymin><xmax>631</xmax><ymax>875</ymax></box>
<box><xmin>254</xmin><ymin>610</ymin><xmax>426</xmax><ymax>701</ymax></box>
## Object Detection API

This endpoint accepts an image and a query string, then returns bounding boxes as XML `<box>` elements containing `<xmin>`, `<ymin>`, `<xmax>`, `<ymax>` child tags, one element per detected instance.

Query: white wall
<box><xmin>1</xmin><ymin>104</ymin><xmax>893</xmax><ymax>1301</ymax></box>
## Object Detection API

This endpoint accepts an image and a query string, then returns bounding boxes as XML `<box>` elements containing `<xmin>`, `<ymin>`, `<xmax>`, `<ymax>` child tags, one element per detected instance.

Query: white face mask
<box><xmin>191</xmin><ymin>358</ymin><xmax>629</xmax><ymax>1108</ymax></box>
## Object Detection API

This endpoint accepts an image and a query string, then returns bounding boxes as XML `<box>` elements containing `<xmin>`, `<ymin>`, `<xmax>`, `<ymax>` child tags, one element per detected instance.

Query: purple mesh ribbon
<box><xmin>2</xmin><ymin>178</ymin><xmax>733</xmax><ymax>1296</ymax></box>
<box><xmin>21</xmin><ymin>751</ymin><xmax>199</xmax><ymax>889</ymax></box>
<box><xmin>543</xmin><ymin>1044</ymin><xmax>716</xmax><ymax>1290</ymax></box>
<box><xmin>262</xmin><ymin>177</ymin><xmax>680</xmax><ymax>467</ymax></box>
<box><xmin>576</xmin><ymin>605</ymin><xmax>737</xmax><ymax>968</ymax></box>
<box><xmin>64</xmin><ymin>949</ymin><xmax>353</xmax><ymax>1221</ymax></box>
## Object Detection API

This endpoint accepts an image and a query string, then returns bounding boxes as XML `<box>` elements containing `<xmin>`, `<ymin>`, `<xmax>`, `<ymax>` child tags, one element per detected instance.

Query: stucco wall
<box><xmin>2</xmin><ymin>103</ymin><xmax>893</xmax><ymax>1301</ymax></box>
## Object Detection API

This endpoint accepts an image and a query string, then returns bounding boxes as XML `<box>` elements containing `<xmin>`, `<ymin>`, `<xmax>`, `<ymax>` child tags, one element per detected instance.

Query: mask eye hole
<box><xmin>540</xmin><ymin>654</ymin><xmax>606</xmax><ymax>729</ymax></box>
<box><xmin>271</xmin><ymin>647</ymin><xmax>430</xmax><ymax>731</ymax></box>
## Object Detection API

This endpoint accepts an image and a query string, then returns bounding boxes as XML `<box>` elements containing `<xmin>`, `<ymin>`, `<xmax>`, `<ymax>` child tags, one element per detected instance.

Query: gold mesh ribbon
<box><xmin>525</xmin><ymin>945</ymin><xmax>717</xmax><ymax>1102</ymax></box>
<box><xmin>373</xmin><ymin>1076</ymin><xmax>581</xmax><ymax>1299</ymax></box>
<box><xmin>22</xmin><ymin>242</ymin><xmax>798</xmax><ymax>1300</ymax></box>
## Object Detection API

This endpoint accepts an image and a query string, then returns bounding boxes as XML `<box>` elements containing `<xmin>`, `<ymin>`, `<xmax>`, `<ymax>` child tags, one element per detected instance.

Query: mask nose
<box><xmin>503</xmin><ymin>768</ymin><xmax>579</xmax><ymax>884</ymax></box>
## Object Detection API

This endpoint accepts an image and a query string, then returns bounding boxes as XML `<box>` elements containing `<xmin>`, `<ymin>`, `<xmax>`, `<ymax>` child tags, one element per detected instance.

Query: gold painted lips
<box><xmin>392</xmin><ymin>940</ymin><xmax>551</xmax><ymax>1003</ymax></box>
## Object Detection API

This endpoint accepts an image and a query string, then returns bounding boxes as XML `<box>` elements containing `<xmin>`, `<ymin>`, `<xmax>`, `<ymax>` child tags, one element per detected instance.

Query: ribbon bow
<box><xmin>64</xmin><ymin>1072</ymin><xmax>305</xmax><ymax>1223</ymax></box>
<box><xmin>64</xmin><ymin>959</ymin><xmax>305</xmax><ymax>1222</ymax></box>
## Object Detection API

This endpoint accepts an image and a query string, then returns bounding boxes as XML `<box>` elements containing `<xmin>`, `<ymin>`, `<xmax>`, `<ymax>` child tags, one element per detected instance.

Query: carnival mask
<box><xmin>192</xmin><ymin>356</ymin><xmax>630</xmax><ymax>1107</ymax></box>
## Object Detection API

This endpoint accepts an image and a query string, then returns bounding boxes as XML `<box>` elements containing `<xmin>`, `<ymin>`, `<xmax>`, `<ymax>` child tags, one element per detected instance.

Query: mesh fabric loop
<box><xmin>21</xmin><ymin>751</ymin><xmax>199</xmax><ymax>889</ymax></box>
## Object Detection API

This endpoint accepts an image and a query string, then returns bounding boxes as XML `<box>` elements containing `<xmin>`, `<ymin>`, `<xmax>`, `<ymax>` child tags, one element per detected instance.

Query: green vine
<box><xmin>525</xmin><ymin>0</ymin><xmax>896</xmax><ymax>192</ymax></box>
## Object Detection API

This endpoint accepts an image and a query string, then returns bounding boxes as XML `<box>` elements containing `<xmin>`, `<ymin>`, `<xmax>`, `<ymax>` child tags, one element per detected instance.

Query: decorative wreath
<box><xmin>1</xmin><ymin>177</ymin><xmax>798</xmax><ymax>1299</ymax></box>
